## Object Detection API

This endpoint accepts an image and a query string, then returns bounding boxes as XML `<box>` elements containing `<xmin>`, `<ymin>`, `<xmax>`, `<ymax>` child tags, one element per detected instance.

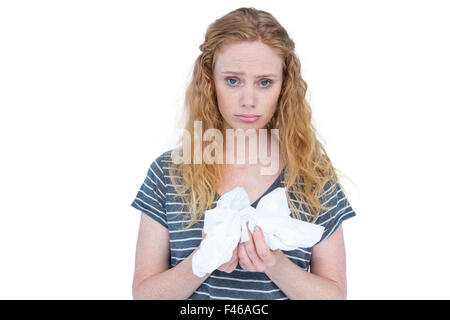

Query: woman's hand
<box><xmin>217</xmin><ymin>247</ymin><xmax>239</xmax><ymax>273</ymax></box>
<box><xmin>238</xmin><ymin>222</ymin><xmax>283</xmax><ymax>272</ymax></box>
<box><xmin>201</xmin><ymin>229</ymin><xmax>239</xmax><ymax>274</ymax></box>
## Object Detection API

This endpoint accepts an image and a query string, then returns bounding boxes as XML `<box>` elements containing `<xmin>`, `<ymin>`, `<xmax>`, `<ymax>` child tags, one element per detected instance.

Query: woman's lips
<box><xmin>234</xmin><ymin>114</ymin><xmax>261</xmax><ymax>123</ymax></box>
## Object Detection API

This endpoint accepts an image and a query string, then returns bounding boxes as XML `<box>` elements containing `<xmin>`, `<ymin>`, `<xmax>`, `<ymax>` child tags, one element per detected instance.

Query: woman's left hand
<box><xmin>238</xmin><ymin>222</ymin><xmax>283</xmax><ymax>272</ymax></box>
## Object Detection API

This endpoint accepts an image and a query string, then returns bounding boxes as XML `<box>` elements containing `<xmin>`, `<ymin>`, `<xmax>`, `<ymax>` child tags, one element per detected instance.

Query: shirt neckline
<box><xmin>250</xmin><ymin>166</ymin><xmax>285</xmax><ymax>207</ymax></box>
<box><xmin>214</xmin><ymin>166</ymin><xmax>286</xmax><ymax>208</ymax></box>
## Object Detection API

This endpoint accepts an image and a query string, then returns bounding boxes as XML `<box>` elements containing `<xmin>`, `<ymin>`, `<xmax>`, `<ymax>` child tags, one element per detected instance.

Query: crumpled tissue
<box><xmin>192</xmin><ymin>186</ymin><xmax>325</xmax><ymax>277</ymax></box>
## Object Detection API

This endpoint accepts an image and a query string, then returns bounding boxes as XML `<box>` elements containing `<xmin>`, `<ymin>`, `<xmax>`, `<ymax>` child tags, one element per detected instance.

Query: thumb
<box><xmin>201</xmin><ymin>228</ymin><xmax>206</xmax><ymax>239</ymax></box>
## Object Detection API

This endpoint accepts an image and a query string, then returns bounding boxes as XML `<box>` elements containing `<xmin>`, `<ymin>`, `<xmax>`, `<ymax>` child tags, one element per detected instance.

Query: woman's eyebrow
<box><xmin>221</xmin><ymin>71</ymin><xmax>277</xmax><ymax>78</ymax></box>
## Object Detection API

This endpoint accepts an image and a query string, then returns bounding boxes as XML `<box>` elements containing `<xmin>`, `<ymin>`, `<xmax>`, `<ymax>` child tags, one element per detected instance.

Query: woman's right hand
<box><xmin>201</xmin><ymin>228</ymin><xmax>239</xmax><ymax>274</ymax></box>
<box><xmin>217</xmin><ymin>247</ymin><xmax>239</xmax><ymax>273</ymax></box>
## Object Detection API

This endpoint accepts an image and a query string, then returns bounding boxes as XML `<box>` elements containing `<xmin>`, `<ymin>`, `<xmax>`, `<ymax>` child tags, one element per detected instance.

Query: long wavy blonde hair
<box><xmin>169</xmin><ymin>7</ymin><xmax>349</xmax><ymax>229</ymax></box>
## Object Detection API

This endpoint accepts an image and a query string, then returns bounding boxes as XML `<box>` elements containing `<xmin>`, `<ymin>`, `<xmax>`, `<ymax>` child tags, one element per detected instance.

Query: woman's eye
<box><xmin>226</xmin><ymin>78</ymin><xmax>239</xmax><ymax>86</ymax></box>
<box><xmin>225</xmin><ymin>77</ymin><xmax>272</xmax><ymax>88</ymax></box>
<box><xmin>260</xmin><ymin>79</ymin><xmax>272</xmax><ymax>87</ymax></box>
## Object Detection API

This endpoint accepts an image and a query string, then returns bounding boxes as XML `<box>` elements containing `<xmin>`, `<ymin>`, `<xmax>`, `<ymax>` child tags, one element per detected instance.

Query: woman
<box><xmin>131</xmin><ymin>7</ymin><xmax>356</xmax><ymax>300</ymax></box>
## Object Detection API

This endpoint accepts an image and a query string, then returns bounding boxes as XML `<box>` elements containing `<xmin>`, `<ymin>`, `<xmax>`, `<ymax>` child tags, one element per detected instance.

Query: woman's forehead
<box><xmin>214</xmin><ymin>43</ymin><xmax>283</xmax><ymax>76</ymax></box>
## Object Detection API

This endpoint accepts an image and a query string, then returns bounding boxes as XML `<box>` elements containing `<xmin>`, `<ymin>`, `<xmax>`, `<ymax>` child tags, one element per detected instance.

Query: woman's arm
<box><xmin>132</xmin><ymin>213</ymin><xmax>210</xmax><ymax>300</ymax></box>
<box><xmin>239</xmin><ymin>224</ymin><xmax>347</xmax><ymax>300</ymax></box>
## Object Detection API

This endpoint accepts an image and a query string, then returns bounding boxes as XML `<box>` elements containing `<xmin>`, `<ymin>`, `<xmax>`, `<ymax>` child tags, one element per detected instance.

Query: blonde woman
<box><xmin>131</xmin><ymin>7</ymin><xmax>356</xmax><ymax>300</ymax></box>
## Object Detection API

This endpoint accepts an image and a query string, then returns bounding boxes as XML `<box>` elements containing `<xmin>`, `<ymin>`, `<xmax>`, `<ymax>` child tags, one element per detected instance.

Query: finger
<box><xmin>223</xmin><ymin>251</ymin><xmax>239</xmax><ymax>273</ymax></box>
<box><xmin>252</xmin><ymin>226</ymin><xmax>273</xmax><ymax>263</ymax></box>
<box><xmin>238</xmin><ymin>242</ymin><xmax>256</xmax><ymax>272</ymax></box>
<box><xmin>237</xmin><ymin>243</ymin><xmax>250</xmax><ymax>270</ymax></box>
<box><xmin>201</xmin><ymin>228</ymin><xmax>206</xmax><ymax>239</ymax></box>
<box><xmin>218</xmin><ymin>248</ymin><xmax>239</xmax><ymax>272</ymax></box>
<box><xmin>244</xmin><ymin>224</ymin><xmax>265</xmax><ymax>271</ymax></box>
<box><xmin>225</xmin><ymin>259</ymin><xmax>239</xmax><ymax>273</ymax></box>
<box><xmin>232</xmin><ymin>247</ymin><xmax>238</xmax><ymax>259</ymax></box>
<box><xmin>227</xmin><ymin>247</ymin><xmax>239</xmax><ymax>264</ymax></box>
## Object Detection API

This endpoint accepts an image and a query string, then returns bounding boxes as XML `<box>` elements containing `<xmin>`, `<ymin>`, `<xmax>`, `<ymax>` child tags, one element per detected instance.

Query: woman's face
<box><xmin>213</xmin><ymin>40</ymin><xmax>283</xmax><ymax>131</ymax></box>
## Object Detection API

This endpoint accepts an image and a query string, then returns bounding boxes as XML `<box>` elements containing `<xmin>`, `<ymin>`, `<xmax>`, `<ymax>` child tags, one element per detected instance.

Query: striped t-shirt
<box><xmin>130</xmin><ymin>149</ymin><xmax>356</xmax><ymax>300</ymax></box>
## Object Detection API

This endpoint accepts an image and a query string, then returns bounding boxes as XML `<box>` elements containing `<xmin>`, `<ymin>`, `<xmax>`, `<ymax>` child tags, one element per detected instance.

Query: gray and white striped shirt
<box><xmin>131</xmin><ymin>149</ymin><xmax>356</xmax><ymax>300</ymax></box>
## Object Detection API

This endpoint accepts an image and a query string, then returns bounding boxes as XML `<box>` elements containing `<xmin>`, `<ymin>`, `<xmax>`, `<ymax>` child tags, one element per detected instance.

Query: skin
<box><xmin>213</xmin><ymin>39</ymin><xmax>283</xmax><ymax>132</ymax></box>
<box><xmin>206</xmin><ymin>223</ymin><xmax>279</xmax><ymax>274</ymax></box>
<box><xmin>213</xmin><ymin>39</ymin><xmax>283</xmax><ymax>166</ymax></box>
<box><xmin>211</xmin><ymin>39</ymin><xmax>284</xmax><ymax>273</ymax></box>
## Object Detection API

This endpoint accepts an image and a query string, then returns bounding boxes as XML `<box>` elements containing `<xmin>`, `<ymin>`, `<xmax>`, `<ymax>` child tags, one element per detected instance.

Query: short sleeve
<box><xmin>314</xmin><ymin>181</ymin><xmax>356</xmax><ymax>245</ymax></box>
<box><xmin>130</xmin><ymin>156</ymin><xmax>168</xmax><ymax>229</ymax></box>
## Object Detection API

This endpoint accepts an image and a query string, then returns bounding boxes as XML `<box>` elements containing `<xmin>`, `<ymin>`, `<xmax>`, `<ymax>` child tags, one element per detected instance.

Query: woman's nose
<box><xmin>240</xmin><ymin>85</ymin><xmax>256</xmax><ymax>108</ymax></box>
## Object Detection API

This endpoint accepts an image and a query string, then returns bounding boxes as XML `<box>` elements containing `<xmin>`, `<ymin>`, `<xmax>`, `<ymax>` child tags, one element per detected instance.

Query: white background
<box><xmin>1</xmin><ymin>0</ymin><xmax>449</xmax><ymax>299</ymax></box>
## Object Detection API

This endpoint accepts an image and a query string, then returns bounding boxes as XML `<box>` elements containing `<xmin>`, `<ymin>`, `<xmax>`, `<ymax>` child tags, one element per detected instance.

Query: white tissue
<box><xmin>192</xmin><ymin>186</ymin><xmax>325</xmax><ymax>277</ymax></box>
